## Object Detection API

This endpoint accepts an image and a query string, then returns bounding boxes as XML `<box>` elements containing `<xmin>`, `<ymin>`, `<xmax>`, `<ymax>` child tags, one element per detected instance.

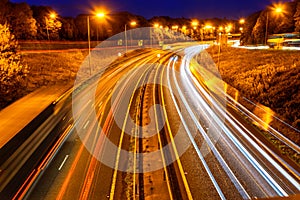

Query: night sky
<box><xmin>11</xmin><ymin>0</ymin><xmax>292</xmax><ymax>19</ymax></box>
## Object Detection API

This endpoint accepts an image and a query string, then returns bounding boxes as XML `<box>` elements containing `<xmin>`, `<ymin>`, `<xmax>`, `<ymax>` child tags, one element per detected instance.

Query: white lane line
<box><xmin>58</xmin><ymin>155</ymin><xmax>69</xmax><ymax>171</ymax></box>
<box><xmin>84</xmin><ymin>120</ymin><xmax>90</xmax><ymax>129</ymax></box>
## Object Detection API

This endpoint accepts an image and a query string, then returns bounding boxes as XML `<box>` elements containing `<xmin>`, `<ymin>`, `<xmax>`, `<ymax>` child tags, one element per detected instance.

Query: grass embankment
<box><xmin>0</xmin><ymin>50</ymin><xmax>88</xmax><ymax>109</ymax></box>
<box><xmin>22</xmin><ymin>50</ymin><xmax>88</xmax><ymax>89</ymax></box>
<box><xmin>19</xmin><ymin>41</ymin><xmax>99</xmax><ymax>51</ymax></box>
<box><xmin>1</xmin><ymin>41</ymin><xmax>135</xmax><ymax>109</ymax></box>
<box><xmin>205</xmin><ymin>46</ymin><xmax>300</xmax><ymax>145</ymax></box>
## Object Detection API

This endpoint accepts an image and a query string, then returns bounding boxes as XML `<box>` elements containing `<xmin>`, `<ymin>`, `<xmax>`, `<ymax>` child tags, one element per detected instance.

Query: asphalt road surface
<box><xmin>22</xmin><ymin>44</ymin><xmax>300</xmax><ymax>199</ymax></box>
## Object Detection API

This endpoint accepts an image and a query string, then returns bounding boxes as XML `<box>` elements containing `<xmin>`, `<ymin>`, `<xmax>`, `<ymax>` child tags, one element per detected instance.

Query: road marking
<box><xmin>109</xmin><ymin>61</ymin><xmax>154</xmax><ymax>200</ymax></box>
<box><xmin>83</xmin><ymin>120</ymin><xmax>90</xmax><ymax>129</ymax></box>
<box><xmin>161</xmin><ymin>60</ymin><xmax>193</xmax><ymax>200</ymax></box>
<box><xmin>58</xmin><ymin>155</ymin><xmax>69</xmax><ymax>171</ymax></box>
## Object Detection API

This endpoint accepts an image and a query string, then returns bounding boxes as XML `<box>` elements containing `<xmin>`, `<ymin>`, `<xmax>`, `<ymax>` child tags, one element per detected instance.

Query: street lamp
<box><xmin>95</xmin><ymin>12</ymin><xmax>105</xmax><ymax>42</ymax></box>
<box><xmin>86</xmin><ymin>12</ymin><xmax>106</xmax><ymax>75</ymax></box>
<box><xmin>151</xmin><ymin>23</ymin><xmax>161</xmax><ymax>46</ymax></box>
<box><xmin>46</xmin><ymin>12</ymin><xmax>57</xmax><ymax>41</ymax></box>
<box><xmin>125</xmin><ymin>21</ymin><xmax>137</xmax><ymax>53</ymax></box>
<box><xmin>265</xmin><ymin>4</ymin><xmax>284</xmax><ymax>45</ymax></box>
<box><xmin>239</xmin><ymin>18</ymin><xmax>245</xmax><ymax>33</ymax></box>
<box><xmin>87</xmin><ymin>15</ymin><xmax>92</xmax><ymax>75</ymax></box>
<box><xmin>191</xmin><ymin>20</ymin><xmax>198</xmax><ymax>27</ymax></box>
<box><xmin>191</xmin><ymin>20</ymin><xmax>199</xmax><ymax>39</ymax></box>
<box><xmin>239</xmin><ymin>18</ymin><xmax>245</xmax><ymax>25</ymax></box>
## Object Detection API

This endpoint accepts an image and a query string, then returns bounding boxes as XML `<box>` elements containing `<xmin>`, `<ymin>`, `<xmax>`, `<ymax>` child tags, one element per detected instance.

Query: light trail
<box><xmin>171</xmin><ymin>55</ymin><xmax>251</xmax><ymax>199</ymax></box>
<box><xmin>109</xmin><ymin>60</ymin><xmax>155</xmax><ymax>200</ymax></box>
<box><xmin>166</xmin><ymin>56</ymin><xmax>226</xmax><ymax>200</ymax></box>
<box><xmin>181</xmin><ymin>45</ymin><xmax>298</xmax><ymax>196</ymax></box>
<box><xmin>160</xmin><ymin>57</ymin><xmax>193</xmax><ymax>200</ymax></box>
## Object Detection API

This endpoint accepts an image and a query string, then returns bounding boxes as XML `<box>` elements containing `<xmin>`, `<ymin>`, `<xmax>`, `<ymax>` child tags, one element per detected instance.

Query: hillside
<box><xmin>205</xmin><ymin>46</ymin><xmax>300</xmax><ymax>144</ymax></box>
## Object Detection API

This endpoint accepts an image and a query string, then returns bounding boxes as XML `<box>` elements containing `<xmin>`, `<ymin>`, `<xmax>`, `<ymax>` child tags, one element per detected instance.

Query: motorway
<box><xmin>7</xmin><ymin>44</ymin><xmax>299</xmax><ymax>199</ymax></box>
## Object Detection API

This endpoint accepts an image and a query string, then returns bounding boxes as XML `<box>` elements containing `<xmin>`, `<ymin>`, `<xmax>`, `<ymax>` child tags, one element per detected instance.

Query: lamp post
<box><xmin>265</xmin><ymin>5</ymin><xmax>284</xmax><ymax>45</ymax></box>
<box><xmin>96</xmin><ymin>12</ymin><xmax>105</xmax><ymax>42</ymax></box>
<box><xmin>191</xmin><ymin>20</ymin><xmax>199</xmax><ymax>40</ymax></box>
<box><xmin>125</xmin><ymin>21</ymin><xmax>137</xmax><ymax>53</ymax></box>
<box><xmin>46</xmin><ymin>13</ymin><xmax>56</xmax><ymax>41</ymax></box>
<box><xmin>265</xmin><ymin>12</ymin><xmax>269</xmax><ymax>46</ymax></box>
<box><xmin>87</xmin><ymin>15</ymin><xmax>91</xmax><ymax>75</ymax></box>
<box><xmin>239</xmin><ymin>18</ymin><xmax>245</xmax><ymax>33</ymax></box>
<box><xmin>87</xmin><ymin>12</ymin><xmax>106</xmax><ymax>75</ymax></box>
<box><xmin>152</xmin><ymin>23</ymin><xmax>160</xmax><ymax>46</ymax></box>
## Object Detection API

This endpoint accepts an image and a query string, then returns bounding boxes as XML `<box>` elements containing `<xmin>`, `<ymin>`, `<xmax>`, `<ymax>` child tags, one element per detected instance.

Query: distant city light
<box><xmin>204</xmin><ymin>25</ymin><xmax>213</xmax><ymax>29</ymax></box>
<box><xmin>239</xmin><ymin>18</ymin><xmax>245</xmax><ymax>24</ymax></box>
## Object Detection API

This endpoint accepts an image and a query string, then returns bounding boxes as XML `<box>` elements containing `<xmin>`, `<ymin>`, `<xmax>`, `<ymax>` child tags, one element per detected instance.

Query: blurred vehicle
<box><xmin>267</xmin><ymin>33</ymin><xmax>300</xmax><ymax>48</ymax></box>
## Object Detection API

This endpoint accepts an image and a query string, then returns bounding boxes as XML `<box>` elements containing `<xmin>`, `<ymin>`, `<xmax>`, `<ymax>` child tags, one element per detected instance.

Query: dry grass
<box><xmin>21</xmin><ymin>51</ymin><xmax>88</xmax><ymax>92</ymax></box>
<box><xmin>205</xmin><ymin>46</ymin><xmax>300</xmax><ymax>144</ymax></box>
<box><xmin>19</xmin><ymin>41</ymin><xmax>99</xmax><ymax>51</ymax></box>
<box><xmin>0</xmin><ymin>50</ymin><xmax>89</xmax><ymax>109</ymax></box>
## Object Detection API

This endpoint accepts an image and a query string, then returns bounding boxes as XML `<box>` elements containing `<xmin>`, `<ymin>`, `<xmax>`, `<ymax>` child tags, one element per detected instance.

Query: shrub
<box><xmin>0</xmin><ymin>23</ymin><xmax>29</xmax><ymax>108</ymax></box>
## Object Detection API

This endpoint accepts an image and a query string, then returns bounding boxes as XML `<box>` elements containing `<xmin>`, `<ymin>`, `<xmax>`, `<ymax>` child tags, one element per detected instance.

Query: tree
<box><xmin>31</xmin><ymin>6</ymin><xmax>62</xmax><ymax>40</ymax></box>
<box><xmin>271</xmin><ymin>1</ymin><xmax>296</xmax><ymax>34</ymax></box>
<box><xmin>60</xmin><ymin>17</ymin><xmax>78</xmax><ymax>40</ymax></box>
<box><xmin>0</xmin><ymin>0</ymin><xmax>9</xmax><ymax>24</ymax></box>
<box><xmin>0</xmin><ymin>1</ymin><xmax>37</xmax><ymax>39</ymax></box>
<box><xmin>240</xmin><ymin>11</ymin><xmax>261</xmax><ymax>45</ymax></box>
<box><xmin>0</xmin><ymin>23</ymin><xmax>29</xmax><ymax>108</ymax></box>
<box><xmin>295</xmin><ymin>2</ymin><xmax>300</xmax><ymax>32</ymax></box>
<box><xmin>6</xmin><ymin>2</ymin><xmax>37</xmax><ymax>39</ymax></box>
<box><xmin>251</xmin><ymin>11</ymin><xmax>266</xmax><ymax>44</ymax></box>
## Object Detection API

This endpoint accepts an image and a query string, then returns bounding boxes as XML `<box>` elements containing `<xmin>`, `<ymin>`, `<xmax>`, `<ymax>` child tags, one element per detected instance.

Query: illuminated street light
<box><xmin>96</xmin><ymin>12</ymin><xmax>105</xmax><ymax>18</ymax></box>
<box><xmin>95</xmin><ymin>12</ymin><xmax>106</xmax><ymax>42</ymax></box>
<box><xmin>87</xmin><ymin>15</ymin><xmax>91</xmax><ymax>75</ymax></box>
<box><xmin>265</xmin><ymin>4</ymin><xmax>284</xmax><ymax>45</ymax></box>
<box><xmin>154</xmin><ymin>23</ymin><xmax>159</xmax><ymax>28</ymax></box>
<box><xmin>239</xmin><ymin>18</ymin><xmax>245</xmax><ymax>33</ymax></box>
<box><xmin>125</xmin><ymin>21</ymin><xmax>137</xmax><ymax>53</ymax></box>
<box><xmin>151</xmin><ymin>23</ymin><xmax>160</xmax><ymax>46</ymax></box>
<box><xmin>87</xmin><ymin>12</ymin><xmax>107</xmax><ymax>75</ymax></box>
<box><xmin>50</xmin><ymin>13</ymin><xmax>56</xmax><ymax>19</ymax></box>
<box><xmin>275</xmin><ymin>7</ymin><xmax>283</xmax><ymax>13</ymax></box>
<box><xmin>204</xmin><ymin>25</ymin><xmax>213</xmax><ymax>29</ymax></box>
<box><xmin>191</xmin><ymin>20</ymin><xmax>198</xmax><ymax>27</ymax></box>
<box><xmin>239</xmin><ymin>18</ymin><xmax>245</xmax><ymax>24</ymax></box>
<box><xmin>192</xmin><ymin>21</ymin><xmax>198</xmax><ymax>30</ymax></box>
<box><xmin>130</xmin><ymin>21</ymin><xmax>137</xmax><ymax>26</ymax></box>
<box><xmin>225</xmin><ymin>24</ymin><xmax>232</xmax><ymax>33</ymax></box>
<box><xmin>172</xmin><ymin>25</ymin><xmax>179</xmax><ymax>30</ymax></box>
<box><xmin>46</xmin><ymin>12</ymin><xmax>57</xmax><ymax>41</ymax></box>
